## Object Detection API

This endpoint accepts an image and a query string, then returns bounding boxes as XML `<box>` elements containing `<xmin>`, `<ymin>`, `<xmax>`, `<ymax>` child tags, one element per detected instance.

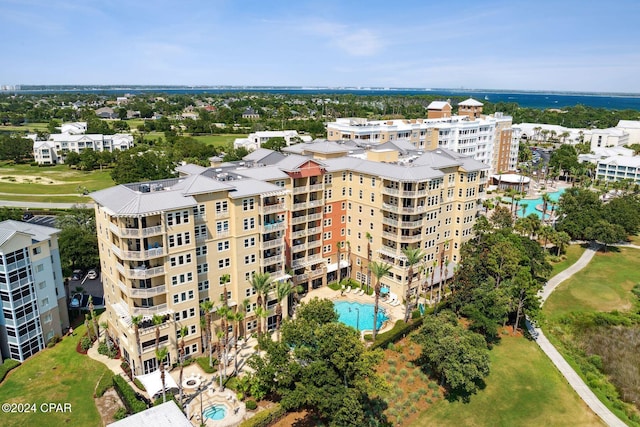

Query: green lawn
<box><xmin>0</xmin><ymin>164</ymin><xmax>114</xmax><ymax>199</ymax></box>
<box><xmin>628</xmin><ymin>234</ymin><xmax>640</xmax><ymax>246</ymax></box>
<box><xmin>0</xmin><ymin>324</ymin><xmax>111</xmax><ymax>427</ymax></box>
<box><xmin>192</xmin><ymin>134</ymin><xmax>245</xmax><ymax>148</ymax></box>
<box><xmin>544</xmin><ymin>247</ymin><xmax>640</xmax><ymax>319</ymax></box>
<box><xmin>412</xmin><ymin>335</ymin><xmax>603</xmax><ymax>427</ymax></box>
<box><xmin>549</xmin><ymin>244</ymin><xmax>587</xmax><ymax>277</ymax></box>
<box><xmin>0</xmin><ymin>123</ymin><xmax>49</xmax><ymax>133</ymax></box>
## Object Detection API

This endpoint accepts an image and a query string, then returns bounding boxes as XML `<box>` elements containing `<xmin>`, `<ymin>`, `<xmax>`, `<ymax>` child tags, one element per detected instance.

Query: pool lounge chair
<box><xmin>391</xmin><ymin>299</ymin><xmax>401</xmax><ymax>307</ymax></box>
<box><xmin>345</xmin><ymin>286</ymin><xmax>351</xmax><ymax>293</ymax></box>
<box><xmin>358</xmin><ymin>289</ymin><xmax>365</xmax><ymax>295</ymax></box>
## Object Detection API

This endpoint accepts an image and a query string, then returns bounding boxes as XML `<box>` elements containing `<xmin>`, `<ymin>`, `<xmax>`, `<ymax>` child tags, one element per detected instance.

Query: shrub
<box><xmin>114</xmin><ymin>407</ymin><xmax>127</xmax><ymax>420</ymax></box>
<box><xmin>387</xmin><ymin>343</ymin><xmax>396</xmax><ymax>351</ymax></box>
<box><xmin>113</xmin><ymin>375</ymin><xmax>147</xmax><ymax>414</ymax></box>
<box><xmin>428</xmin><ymin>381</ymin><xmax>438</xmax><ymax>389</ymax></box>
<box><xmin>388</xmin><ymin>366</ymin><xmax>397</xmax><ymax>375</ymax></box>
<box><xmin>399</xmin><ymin>354</ymin><xmax>406</xmax><ymax>362</ymax></box>
<box><xmin>0</xmin><ymin>359</ymin><xmax>20</xmax><ymax>384</ymax></box>
<box><xmin>98</xmin><ymin>341</ymin><xmax>118</xmax><ymax>358</ymax></box>
<box><xmin>239</xmin><ymin>403</ymin><xmax>285</xmax><ymax>427</ymax></box>
<box><xmin>387</xmin><ymin>358</ymin><xmax>396</xmax><ymax>366</ymax></box>
<box><xmin>196</xmin><ymin>356</ymin><xmax>217</xmax><ymax>374</ymax></box>
<box><xmin>46</xmin><ymin>335</ymin><xmax>62</xmax><ymax>348</ymax></box>
<box><xmin>120</xmin><ymin>361</ymin><xmax>133</xmax><ymax>381</ymax></box>
<box><xmin>153</xmin><ymin>393</ymin><xmax>176</xmax><ymax>406</ymax></box>
<box><xmin>81</xmin><ymin>336</ymin><xmax>93</xmax><ymax>351</ymax></box>
<box><xmin>246</xmin><ymin>399</ymin><xmax>257</xmax><ymax>410</ymax></box>
<box><xmin>133</xmin><ymin>378</ymin><xmax>146</xmax><ymax>391</ymax></box>
<box><xmin>95</xmin><ymin>373</ymin><xmax>113</xmax><ymax>397</ymax></box>
<box><xmin>328</xmin><ymin>281</ymin><xmax>341</xmax><ymax>291</ymax></box>
<box><xmin>372</xmin><ymin>318</ymin><xmax>425</xmax><ymax>350</ymax></box>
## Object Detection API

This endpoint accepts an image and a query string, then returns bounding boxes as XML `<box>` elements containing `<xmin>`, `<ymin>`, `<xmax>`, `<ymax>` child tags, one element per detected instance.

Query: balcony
<box><xmin>291</xmin><ymin>255</ymin><xmax>323</xmax><ymax>269</ymax></box>
<box><xmin>382</xmin><ymin>217</ymin><xmax>398</xmax><ymax>227</ymax></box>
<box><xmin>260</xmin><ymin>203</ymin><xmax>286</xmax><ymax>214</ymax></box>
<box><xmin>382</xmin><ymin>187</ymin><xmax>400</xmax><ymax>196</ymax></box>
<box><xmin>260</xmin><ymin>254</ymin><xmax>283</xmax><ymax>267</ymax></box>
<box><xmin>399</xmin><ymin>219</ymin><xmax>424</xmax><ymax>228</ymax></box>
<box><xmin>382</xmin><ymin>203</ymin><xmax>400</xmax><ymax>213</ymax></box>
<box><xmin>260</xmin><ymin>239</ymin><xmax>282</xmax><ymax>250</ymax></box>
<box><xmin>216</xmin><ymin>210</ymin><xmax>230</xmax><ymax>218</ymax></box>
<box><xmin>130</xmin><ymin>285</ymin><xmax>167</xmax><ymax>298</ymax></box>
<box><xmin>307</xmin><ymin>226</ymin><xmax>321</xmax><ymax>235</ymax></box>
<box><xmin>307</xmin><ymin>240</ymin><xmax>322</xmax><ymax>249</ymax></box>
<box><xmin>132</xmin><ymin>303</ymin><xmax>168</xmax><ymax>316</ymax></box>
<box><xmin>291</xmin><ymin>229</ymin><xmax>307</xmax><ymax>239</ymax></box>
<box><xmin>399</xmin><ymin>234</ymin><xmax>422</xmax><ymax>243</ymax></box>
<box><xmin>401</xmin><ymin>205</ymin><xmax>425</xmax><ymax>214</ymax></box>
<box><xmin>308</xmin><ymin>184</ymin><xmax>323</xmax><ymax>192</ymax></box>
<box><xmin>307</xmin><ymin>213</ymin><xmax>322</xmax><ymax>221</ymax></box>
<box><xmin>292</xmin><ymin>186</ymin><xmax>308</xmax><ymax>195</ymax></box>
<box><xmin>110</xmin><ymin>223</ymin><xmax>163</xmax><ymax>238</ymax></box>
<box><xmin>292</xmin><ymin>201</ymin><xmax>308</xmax><ymax>210</ymax></box>
<box><xmin>126</xmin><ymin>265</ymin><xmax>165</xmax><ymax>279</ymax></box>
<box><xmin>290</xmin><ymin>215</ymin><xmax>307</xmax><ymax>225</ymax></box>
<box><xmin>291</xmin><ymin>242</ymin><xmax>306</xmax><ymax>252</ymax></box>
<box><xmin>261</xmin><ymin>222</ymin><xmax>286</xmax><ymax>234</ymax></box>
<box><xmin>403</xmin><ymin>189</ymin><xmax>428</xmax><ymax>198</ymax></box>
<box><xmin>382</xmin><ymin>230</ymin><xmax>398</xmax><ymax>240</ymax></box>
<box><xmin>121</xmin><ymin>247</ymin><xmax>165</xmax><ymax>260</ymax></box>
<box><xmin>308</xmin><ymin>199</ymin><xmax>324</xmax><ymax>208</ymax></box>
<box><xmin>216</xmin><ymin>230</ymin><xmax>230</xmax><ymax>238</ymax></box>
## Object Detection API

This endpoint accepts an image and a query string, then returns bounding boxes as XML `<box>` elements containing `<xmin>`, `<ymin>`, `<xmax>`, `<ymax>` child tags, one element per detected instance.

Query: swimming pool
<box><xmin>334</xmin><ymin>301</ymin><xmax>388</xmax><ymax>332</ymax></box>
<box><xmin>504</xmin><ymin>188</ymin><xmax>565</xmax><ymax>218</ymax></box>
<box><xmin>203</xmin><ymin>403</ymin><xmax>227</xmax><ymax>421</ymax></box>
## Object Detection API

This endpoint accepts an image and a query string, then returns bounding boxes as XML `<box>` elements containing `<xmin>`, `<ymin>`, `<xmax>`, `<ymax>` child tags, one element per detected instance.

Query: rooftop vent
<box><xmin>139</xmin><ymin>184</ymin><xmax>151</xmax><ymax>193</ymax></box>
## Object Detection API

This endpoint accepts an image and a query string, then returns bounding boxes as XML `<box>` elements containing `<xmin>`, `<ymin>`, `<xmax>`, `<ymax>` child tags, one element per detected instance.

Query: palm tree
<box><xmin>217</xmin><ymin>305</ymin><xmax>232</xmax><ymax>381</ymax></box>
<box><xmin>200</xmin><ymin>300</ymin><xmax>214</xmax><ymax>367</ymax></box>
<box><xmin>241</xmin><ymin>298</ymin><xmax>250</xmax><ymax>342</ymax></box>
<box><xmin>178</xmin><ymin>326</ymin><xmax>187</xmax><ymax>406</ymax></box>
<box><xmin>131</xmin><ymin>315</ymin><xmax>143</xmax><ymax>375</ymax></box>
<box><xmin>155</xmin><ymin>347</ymin><xmax>169</xmax><ymax>403</ymax></box>
<box><xmin>152</xmin><ymin>314</ymin><xmax>164</xmax><ymax>355</ymax></box>
<box><xmin>437</xmin><ymin>241</ymin><xmax>450</xmax><ymax>304</ymax></box>
<box><xmin>100</xmin><ymin>321</ymin><xmax>111</xmax><ymax>352</ymax></box>
<box><xmin>346</xmin><ymin>241</ymin><xmax>352</xmax><ymax>280</ymax></box>
<box><xmin>365</xmin><ymin>232</ymin><xmax>372</xmax><ymax>293</ymax></box>
<box><xmin>541</xmin><ymin>193</ymin><xmax>552</xmax><ymax>223</ymax></box>
<box><xmin>255</xmin><ymin>306</ymin><xmax>268</xmax><ymax>339</ymax></box>
<box><xmin>215</xmin><ymin>330</ymin><xmax>224</xmax><ymax>391</ymax></box>
<box><xmin>370</xmin><ymin>261</ymin><xmax>393</xmax><ymax>341</ymax></box>
<box><xmin>401</xmin><ymin>247</ymin><xmax>425</xmax><ymax>323</ymax></box>
<box><xmin>336</xmin><ymin>241</ymin><xmax>343</xmax><ymax>285</ymax></box>
<box><xmin>88</xmin><ymin>296</ymin><xmax>99</xmax><ymax>339</ymax></box>
<box><xmin>220</xmin><ymin>273</ymin><xmax>230</xmax><ymax>307</ymax></box>
<box><xmin>539</xmin><ymin>226</ymin><xmax>555</xmax><ymax>252</ymax></box>
<box><xmin>429</xmin><ymin>259</ymin><xmax>438</xmax><ymax>305</ymax></box>
<box><xmin>555</xmin><ymin>231</ymin><xmax>571</xmax><ymax>256</ymax></box>
<box><xmin>232</xmin><ymin>310</ymin><xmax>244</xmax><ymax>374</ymax></box>
<box><xmin>250</xmin><ymin>272</ymin><xmax>273</xmax><ymax>335</ymax></box>
<box><xmin>274</xmin><ymin>281</ymin><xmax>292</xmax><ymax>340</ymax></box>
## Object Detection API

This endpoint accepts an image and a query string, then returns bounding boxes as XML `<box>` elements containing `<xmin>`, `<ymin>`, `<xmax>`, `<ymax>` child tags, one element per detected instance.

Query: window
<box><xmin>196</xmin><ymin>245</ymin><xmax>208</xmax><ymax>256</ymax></box>
<box><xmin>242</xmin><ymin>198</ymin><xmax>255</xmax><ymax>211</ymax></box>
<box><xmin>44</xmin><ymin>313</ymin><xmax>52</xmax><ymax>324</ymax></box>
<box><xmin>218</xmin><ymin>258</ymin><xmax>230</xmax><ymax>268</ymax></box>
<box><xmin>324</xmin><ymin>189</ymin><xmax>332</xmax><ymax>199</ymax></box>
<box><xmin>193</xmin><ymin>204</ymin><xmax>205</xmax><ymax>218</ymax></box>
<box><xmin>371</xmin><ymin>177</ymin><xmax>376</xmax><ymax>187</ymax></box>
<box><xmin>167</xmin><ymin>210</ymin><xmax>189</xmax><ymax>226</ymax></box>
<box><xmin>243</xmin><ymin>218</ymin><xmax>255</xmax><ymax>230</ymax></box>
<box><xmin>245</xmin><ymin>271</ymin><xmax>254</xmax><ymax>281</ymax></box>
<box><xmin>215</xmin><ymin>201</ymin><xmax>228</xmax><ymax>214</ymax></box>
<box><xmin>217</xmin><ymin>241</ymin><xmax>230</xmax><ymax>251</ymax></box>
<box><xmin>341</xmin><ymin>202</ymin><xmax>346</xmax><ymax>210</ymax></box>
<box><xmin>194</xmin><ymin>224</ymin><xmax>207</xmax><ymax>239</ymax></box>
<box><xmin>370</xmin><ymin>193</ymin><xmax>375</xmax><ymax>202</ymax></box>
<box><xmin>245</xmin><ymin>287</ymin><xmax>256</xmax><ymax>297</ymax></box>
<box><xmin>323</xmin><ymin>232</ymin><xmax>332</xmax><ymax>240</ymax></box>
<box><xmin>198</xmin><ymin>280</ymin><xmax>210</xmax><ymax>291</ymax></box>
<box><xmin>323</xmin><ymin>244</ymin><xmax>331</xmax><ymax>253</ymax></box>
<box><xmin>171</xmin><ymin>272</ymin><xmax>193</xmax><ymax>286</ymax></box>
<box><xmin>35</xmin><ymin>264</ymin><xmax>44</xmax><ymax>273</ymax></box>
<box><xmin>324</xmin><ymin>174</ymin><xmax>332</xmax><ymax>184</ymax></box>
<box><xmin>168</xmin><ymin>232</ymin><xmax>191</xmax><ymax>247</ymax></box>
<box><xmin>41</xmin><ymin>297</ymin><xmax>49</xmax><ymax>307</ymax></box>
<box><xmin>170</xmin><ymin>254</ymin><xmax>192</xmax><ymax>267</ymax></box>
<box><xmin>359</xmin><ymin>175</ymin><xmax>363</xmax><ymax>184</ymax></box>
<box><xmin>324</xmin><ymin>205</ymin><xmax>333</xmax><ymax>214</ymax></box>
<box><xmin>197</xmin><ymin>263</ymin><xmax>209</xmax><ymax>274</ymax></box>
<box><xmin>244</xmin><ymin>254</ymin><xmax>256</xmax><ymax>264</ymax></box>
<box><xmin>323</xmin><ymin>218</ymin><xmax>332</xmax><ymax>227</ymax></box>
<box><xmin>244</xmin><ymin>237</ymin><xmax>256</xmax><ymax>248</ymax></box>
<box><xmin>38</xmin><ymin>281</ymin><xmax>46</xmax><ymax>289</ymax></box>
<box><xmin>342</xmin><ymin>172</ymin><xmax>347</xmax><ymax>181</ymax></box>
<box><xmin>216</xmin><ymin>221</ymin><xmax>229</xmax><ymax>234</ymax></box>
<box><xmin>32</xmin><ymin>246</ymin><xmax>42</xmax><ymax>255</ymax></box>
<box><xmin>219</xmin><ymin>275</ymin><xmax>231</xmax><ymax>286</ymax></box>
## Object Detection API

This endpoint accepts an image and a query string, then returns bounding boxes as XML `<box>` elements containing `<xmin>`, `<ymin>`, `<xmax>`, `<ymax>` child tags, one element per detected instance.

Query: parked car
<box><xmin>71</xmin><ymin>269</ymin><xmax>84</xmax><ymax>281</ymax></box>
<box><xmin>22</xmin><ymin>212</ymin><xmax>33</xmax><ymax>221</ymax></box>
<box><xmin>87</xmin><ymin>269</ymin><xmax>98</xmax><ymax>280</ymax></box>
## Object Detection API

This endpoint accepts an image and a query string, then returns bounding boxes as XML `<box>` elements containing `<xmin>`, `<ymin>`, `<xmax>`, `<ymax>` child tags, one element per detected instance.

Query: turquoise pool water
<box><xmin>203</xmin><ymin>404</ymin><xmax>227</xmax><ymax>421</ymax></box>
<box><xmin>504</xmin><ymin>188</ymin><xmax>565</xmax><ymax>218</ymax></box>
<box><xmin>334</xmin><ymin>301</ymin><xmax>388</xmax><ymax>332</ymax></box>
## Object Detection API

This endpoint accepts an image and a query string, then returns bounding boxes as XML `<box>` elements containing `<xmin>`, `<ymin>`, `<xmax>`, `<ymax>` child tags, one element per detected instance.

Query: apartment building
<box><xmin>596</xmin><ymin>155</ymin><xmax>640</xmax><ymax>183</ymax></box>
<box><xmin>325</xmin><ymin>100</ymin><xmax>513</xmax><ymax>174</ymax></box>
<box><xmin>91</xmin><ymin>140</ymin><xmax>487</xmax><ymax>374</ymax></box>
<box><xmin>0</xmin><ymin>220</ymin><xmax>69</xmax><ymax>362</ymax></box>
<box><xmin>31</xmin><ymin>133</ymin><xmax>135</xmax><ymax>165</ymax></box>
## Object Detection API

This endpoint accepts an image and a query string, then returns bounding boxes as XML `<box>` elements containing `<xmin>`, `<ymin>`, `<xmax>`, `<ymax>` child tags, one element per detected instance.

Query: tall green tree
<box><xmin>402</xmin><ymin>247</ymin><xmax>424</xmax><ymax>322</ymax></box>
<box><xmin>370</xmin><ymin>261</ymin><xmax>393</xmax><ymax>341</ymax></box>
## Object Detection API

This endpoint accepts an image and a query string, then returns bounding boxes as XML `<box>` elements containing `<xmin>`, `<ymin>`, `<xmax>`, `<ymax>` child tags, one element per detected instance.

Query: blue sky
<box><xmin>1</xmin><ymin>0</ymin><xmax>639</xmax><ymax>92</ymax></box>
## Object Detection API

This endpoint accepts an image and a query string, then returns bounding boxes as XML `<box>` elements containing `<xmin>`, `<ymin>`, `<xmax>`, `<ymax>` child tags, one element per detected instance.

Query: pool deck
<box><xmin>300</xmin><ymin>286</ymin><xmax>405</xmax><ymax>336</ymax></box>
<box><xmin>186</xmin><ymin>386</ymin><xmax>246</xmax><ymax>427</ymax></box>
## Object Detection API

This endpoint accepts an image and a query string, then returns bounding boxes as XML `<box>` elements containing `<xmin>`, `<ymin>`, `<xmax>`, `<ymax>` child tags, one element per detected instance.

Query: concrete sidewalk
<box><xmin>527</xmin><ymin>243</ymin><xmax>627</xmax><ymax>427</ymax></box>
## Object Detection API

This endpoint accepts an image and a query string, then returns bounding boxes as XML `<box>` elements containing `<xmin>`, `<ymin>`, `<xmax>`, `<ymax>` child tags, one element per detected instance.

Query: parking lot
<box><xmin>26</xmin><ymin>215</ymin><xmax>58</xmax><ymax>228</ymax></box>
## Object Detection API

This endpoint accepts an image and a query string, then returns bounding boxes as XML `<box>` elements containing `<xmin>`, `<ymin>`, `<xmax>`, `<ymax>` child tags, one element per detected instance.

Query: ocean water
<box><xmin>8</xmin><ymin>86</ymin><xmax>640</xmax><ymax>110</ymax></box>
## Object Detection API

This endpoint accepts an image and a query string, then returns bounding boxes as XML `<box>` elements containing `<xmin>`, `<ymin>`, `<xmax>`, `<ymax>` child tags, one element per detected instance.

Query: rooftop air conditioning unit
<box><xmin>139</xmin><ymin>184</ymin><xmax>151</xmax><ymax>193</ymax></box>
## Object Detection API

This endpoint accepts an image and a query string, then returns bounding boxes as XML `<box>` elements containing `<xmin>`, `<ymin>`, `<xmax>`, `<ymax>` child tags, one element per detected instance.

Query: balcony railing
<box><xmin>382</xmin><ymin>203</ymin><xmax>400</xmax><ymax>213</ymax></box>
<box><xmin>110</xmin><ymin>223</ymin><xmax>163</xmax><ymax>238</ymax></box>
<box><xmin>260</xmin><ymin>239</ymin><xmax>282</xmax><ymax>250</ymax></box>
<box><xmin>382</xmin><ymin>187</ymin><xmax>400</xmax><ymax>196</ymax></box>
<box><xmin>121</xmin><ymin>247</ymin><xmax>165</xmax><ymax>260</ymax></box>
<box><xmin>130</xmin><ymin>285</ymin><xmax>167</xmax><ymax>298</ymax></box>
<box><xmin>260</xmin><ymin>254</ymin><xmax>283</xmax><ymax>267</ymax></box>
<box><xmin>216</xmin><ymin>210</ymin><xmax>230</xmax><ymax>218</ymax></box>
<box><xmin>260</xmin><ymin>203</ymin><xmax>286</xmax><ymax>214</ymax></box>
<box><xmin>307</xmin><ymin>240</ymin><xmax>322</xmax><ymax>249</ymax></box>
<box><xmin>399</xmin><ymin>234</ymin><xmax>422</xmax><ymax>243</ymax></box>
<box><xmin>132</xmin><ymin>303</ymin><xmax>168</xmax><ymax>316</ymax></box>
<box><xmin>382</xmin><ymin>230</ymin><xmax>398</xmax><ymax>240</ymax></box>
<box><xmin>261</xmin><ymin>222</ymin><xmax>286</xmax><ymax>234</ymax></box>
<box><xmin>290</xmin><ymin>216</ymin><xmax>307</xmax><ymax>225</ymax></box>
<box><xmin>291</xmin><ymin>229</ymin><xmax>307</xmax><ymax>239</ymax></box>
<box><xmin>399</xmin><ymin>219</ymin><xmax>424</xmax><ymax>228</ymax></box>
<box><xmin>382</xmin><ymin>217</ymin><xmax>398</xmax><ymax>227</ymax></box>
<box><xmin>126</xmin><ymin>265</ymin><xmax>165</xmax><ymax>279</ymax></box>
<box><xmin>308</xmin><ymin>200</ymin><xmax>324</xmax><ymax>208</ymax></box>
<box><xmin>292</xmin><ymin>187</ymin><xmax>308</xmax><ymax>195</ymax></box>
<box><xmin>308</xmin><ymin>184</ymin><xmax>323</xmax><ymax>192</ymax></box>
<box><xmin>291</xmin><ymin>243</ymin><xmax>306</xmax><ymax>252</ymax></box>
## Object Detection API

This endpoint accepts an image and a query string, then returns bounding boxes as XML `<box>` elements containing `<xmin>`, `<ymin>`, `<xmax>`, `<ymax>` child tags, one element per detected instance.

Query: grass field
<box><xmin>549</xmin><ymin>244</ymin><xmax>587</xmax><ymax>277</ymax></box>
<box><xmin>192</xmin><ymin>134</ymin><xmax>245</xmax><ymax>148</ymax></box>
<box><xmin>0</xmin><ymin>323</ymin><xmax>110</xmax><ymax>427</ymax></box>
<box><xmin>0</xmin><ymin>123</ymin><xmax>49</xmax><ymax>133</ymax></box>
<box><xmin>544</xmin><ymin>247</ymin><xmax>640</xmax><ymax>319</ymax></box>
<box><xmin>412</xmin><ymin>334</ymin><xmax>604</xmax><ymax>427</ymax></box>
<box><xmin>0</xmin><ymin>164</ymin><xmax>114</xmax><ymax>201</ymax></box>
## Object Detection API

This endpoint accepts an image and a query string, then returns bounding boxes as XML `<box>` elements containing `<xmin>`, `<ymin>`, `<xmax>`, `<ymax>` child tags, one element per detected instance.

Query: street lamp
<box><xmin>349</xmin><ymin>307</ymin><xmax>360</xmax><ymax>334</ymax></box>
<box><xmin>199</xmin><ymin>384</ymin><xmax>204</xmax><ymax>426</ymax></box>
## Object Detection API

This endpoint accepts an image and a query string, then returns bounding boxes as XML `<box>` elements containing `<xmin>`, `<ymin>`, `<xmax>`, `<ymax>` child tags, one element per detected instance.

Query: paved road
<box><xmin>0</xmin><ymin>200</ymin><xmax>94</xmax><ymax>209</ymax></box>
<box><xmin>527</xmin><ymin>244</ymin><xmax>628</xmax><ymax>427</ymax></box>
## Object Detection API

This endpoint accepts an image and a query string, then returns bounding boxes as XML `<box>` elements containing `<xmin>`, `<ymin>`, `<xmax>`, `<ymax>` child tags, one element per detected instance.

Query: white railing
<box><xmin>292</xmin><ymin>202</ymin><xmax>308</xmax><ymax>210</ymax></box>
<box><xmin>308</xmin><ymin>184</ymin><xmax>323</xmax><ymax>192</ymax></box>
<box><xmin>260</xmin><ymin>239</ymin><xmax>282</xmax><ymax>250</ymax></box>
<box><xmin>399</xmin><ymin>219</ymin><xmax>424</xmax><ymax>228</ymax></box>
<box><xmin>399</xmin><ymin>234</ymin><xmax>422</xmax><ymax>243</ymax></box>
<box><xmin>261</xmin><ymin>203</ymin><xmax>286</xmax><ymax>214</ymax></box>
<box><xmin>132</xmin><ymin>303</ymin><xmax>168</xmax><ymax>316</ymax></box>
<box><xmin>308</xmin><ymin>200</ymin><xmax>324</xmax><ymax>208</ymax></box>
<box><xmin>382</xmin><ymin>217</ymin><xmax>398</xmax><ymax>227</ymax></box>
<box><xmin>260</xmin><ymin>255</ymin><xmax>282</xmax><ymax>267</ymax></box>
<box><xmin>216</xmin><ymin>210</ymin><xmax>230</xmax><ymax>218</ymax></box>
<box><xmin>262</xmin><ymin>222</ymin><xmax>286</xmax><ymax>234</ymax></box>
<box><xmin>382</xmin><ymin>203</ymin><xmax>400</xmax><ymax>213</ymax></box>
<box><xmin>121</xmin><ymin>247</ymin><xmax>165</xmax><ymax>260</ymax></box>
<box><xmin>382</xmin><ymin>187</ymin><xmax>400</xmax><ymax>196</ymax></box>
<box><xmin>130</xmin><ymin>285</ymin><xmax>167</xmax><ymax>298</ymax></box>
<box><xmin>291</xmin><ymin>216</ymin><xmax>307</xmax><ymax>225</ymax></box>
<box><xmin>126</xmin><ymin>265</ymin><xmax>165</xmax><ymax>279</ymax></box>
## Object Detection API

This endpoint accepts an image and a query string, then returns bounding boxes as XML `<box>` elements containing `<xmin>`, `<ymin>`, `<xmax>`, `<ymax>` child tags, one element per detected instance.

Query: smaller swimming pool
<box><xmin>203</xmin><ymin>403</ymin><xmax>227</xmax><ymax>421</ymax></box>
<box><xmin>334</xmin><ymin>301</ymin><xmax>388</xmax><ymax>332</ymax></box>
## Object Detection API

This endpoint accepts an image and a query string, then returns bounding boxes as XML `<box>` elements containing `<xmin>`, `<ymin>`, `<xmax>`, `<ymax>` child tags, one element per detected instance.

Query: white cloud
<box><xmin>334</xmin><ymin>29</ymin><xmax>382</xmax><ymax>56</ymax></box>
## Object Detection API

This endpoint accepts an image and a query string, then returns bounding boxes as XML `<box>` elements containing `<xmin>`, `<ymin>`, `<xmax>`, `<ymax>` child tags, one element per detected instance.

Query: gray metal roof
<box><xmin>0</xmin><ymin>220</ymin><xmax>60</xmax><ymax>246</ymax></box>
<box><xmin>227</xmin><ymin>178</ymin><xmax>285</xmax><ymax>199</ymax></box>
<box><xmin>275</xmin><ymin>154</ymin><xmax>325</xmax><ymax>171</ymax></box>
<box><xmin>91</xmin><ymin>183</ymin><xmax>197</xmax><ymax>217</ymax></box>
<box><xmin>175</xmin><ymin>163</ymin><xmax>207</xmax><ymax>175</ymax></box>
<box><xmin>234</xmin><ymin>165</ymin><xmax>290</xmax><ymax>181</ymax></box>
<box><xmin>283</xmin><ymin>140</ymin><xmax>351</xmax><ymax>155</ymax></box>
<box><xmin>107</xmin><ymin>401</ymin><xmax>191</xmax><ymax>427</ymax></box>
<box><xmin>323</xmin><ymin>157</ymin><xmax>444</xmax><ymax>182</ymax></box>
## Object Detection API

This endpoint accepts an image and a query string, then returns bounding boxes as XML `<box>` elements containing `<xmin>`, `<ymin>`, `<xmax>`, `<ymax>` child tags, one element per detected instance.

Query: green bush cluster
<box><xmin>97</xmin><ymin>341</ymin><xmax>118</xmax><ymax>358</ymax></box>
<box><xmin>80</xmin><ymin>336</ymin><xmax>93</xmax><ymax>351</ymax></box>
<box><xmin>46</xmin><ymin>335</ymin><xmax>62</xmax><ymax>348</ymax></box>
<box><xmin>239</xmin><ymin>403</ymin><xmax>285</xmax><ymax>427</ymax></box>
<box><xmin>113</xmin><ymin>375</ymin><xmax>147</xmax><ymax>414</ymax></box>
<box><xmin>245</xmin><ymin>399</ymin><xmax>257</xmax><ymax>410</ymax></box>
<box><xmin>371</xmin><ymin>318</ymin><xmax>424</xmax><ymax>350</ymax></box>
<box><xmin>153</xmin><ymin>393</ymin><xmax>176</xmax><ymax>407</ymax></box>
<box><xmin>0</xmin><ymin>359</ymin><xmax>20</xmax><ymax>384</ymax></box>
<box><xmin>113</xmin><ymin>407</ymin><xmax>127</xmax><ymax>420</ymax></box>
<box><xmin>94</xmin><ymin>373</ymin><xmax>113</xmax><ymax>397</ymax></box>
<box><xmin>196</xmin><ymin>356</ymin><xmax>217</xmax><ymax>374</ymax></box>
<box><xmin>133</xmin><ymin>378</ymin><xmax>146</xmax><ymax>391</ymax></box>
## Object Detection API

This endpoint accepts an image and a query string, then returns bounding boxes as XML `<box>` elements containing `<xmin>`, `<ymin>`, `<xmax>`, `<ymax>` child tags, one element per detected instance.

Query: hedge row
<box><xmin>239</xmin><ymin>404</ymin><xmax>286</xmax><ymax>427</ymax></box>
<box><xmin>113</xmin><ymin>374</ymin><xmax>148</xmax><ymax>414</ymax></box>
<box><xmin>94</xmin><ymin>373</ymin><xmax>114</xmax><ymax>397</ymax></box>
<box><xmin>0</xmin><ymin>359</ymin><xmax>20</xmax><ymax>384</ymax></box>
<box><xmin>369</xmin><ymin>317</ymin><xmax>425</xmax><ymax>350</ymax></box>
<box><xmin>196</xmin><ymin>356</ymin><xmax>217</xmax><ymax>374</ymax></box>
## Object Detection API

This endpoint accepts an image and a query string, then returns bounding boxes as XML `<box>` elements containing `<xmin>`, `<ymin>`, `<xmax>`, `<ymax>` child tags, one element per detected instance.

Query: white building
<box><xmin>59</xmin><ymin>122</ymin><xmax>87</xmax><ymax>135</ymax></box>
<box><xmin>233</xmin><ymin>130</ymin><xmax>312</xmax><ymax>151</ymax></box>
<box><xmin>596</xmin><ymin>155</ymin><xmax>640</xmax><ymax>183</ymax></box>
<box><xmin>513</xmin><ymin>123</ymin><xmax>583</xmax><ymax>144</ymax></box>
<box><xmin>32</xmin><ymin>133</ymin><xmax>135</xmax><ymax>165</ymax></box>
<box><xmin>0</xmin><ymin>220</ymin><xmax>69</xmax><ymax>362</ymax></box>
<box><xmin>615</xmin><ymin>120</ymin><xmax>640</xmax><ymax>145</ymax></box>
<box><xmin>583</xmin><ymin>128</ymin><xmax>629</xmax><ymax>152</ymax></box>
<box><xmin>578</xmin><ymin>146</ymin><xmax>633</xmax><ymax>164</ymax></box>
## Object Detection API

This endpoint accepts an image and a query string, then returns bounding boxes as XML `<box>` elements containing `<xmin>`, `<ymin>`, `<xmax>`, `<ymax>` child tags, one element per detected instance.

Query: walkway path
<box><xmin>526</xmin><ymin>243</ymin><xmax>628</xmax><ymax>427</ymax></box>
<box><xmin>0</xmin><ymin>199</ymin><xmax>93</xmax><ymax>209</ymax></box>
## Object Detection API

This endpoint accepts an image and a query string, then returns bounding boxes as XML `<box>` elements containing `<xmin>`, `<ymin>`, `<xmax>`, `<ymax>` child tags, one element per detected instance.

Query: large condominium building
<box><xmin>0</xmin><ymin>221</ymin><xmax>69</xmax><ymax>362</ymax></box>
<box><xmin>31</xmin><ymin>133</ymin><xmax>135</xmax><ymax>165</ymax></box>
<box><xmin>91</xmin><ymin>140</ymin><xmax>487</xmax><ymax>375</ymax></box>
<box><xmin>325</xmin><ymin>99</ymin><xmax>516</xmax><ymax>174</ymax></box>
